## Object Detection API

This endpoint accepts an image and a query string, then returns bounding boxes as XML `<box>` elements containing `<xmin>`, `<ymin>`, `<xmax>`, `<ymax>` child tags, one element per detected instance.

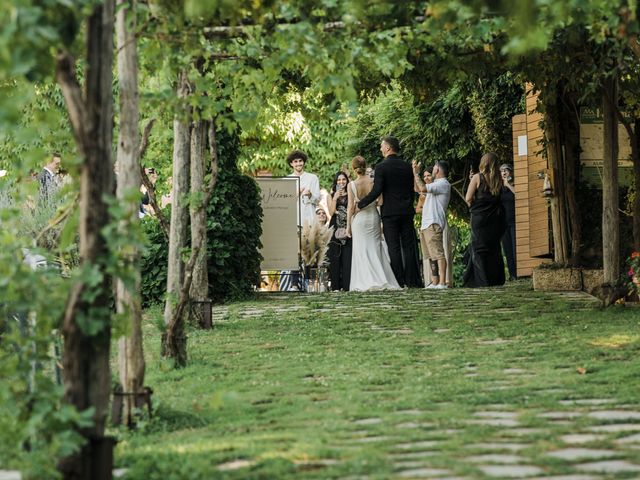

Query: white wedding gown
<box><xmin>349</xmin><ymin>182</ymin><xmax>401</xmax><ymax>291</ymax></box>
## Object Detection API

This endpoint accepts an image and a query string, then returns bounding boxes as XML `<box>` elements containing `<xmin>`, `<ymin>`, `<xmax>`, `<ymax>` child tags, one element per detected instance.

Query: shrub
<box><xmin>204</xmin><ymin>168</ymin><xmax>263</xmax><ymax>303</ymax></box>
<box><xmin>140</xmin><ymin>130</ymin><xmax>263</xmax><ymax>306</ymax></box>
<box><xmin>140</xmin><ymin>216</ymin><xmax>168</xmax><ymax>307</ymax></box>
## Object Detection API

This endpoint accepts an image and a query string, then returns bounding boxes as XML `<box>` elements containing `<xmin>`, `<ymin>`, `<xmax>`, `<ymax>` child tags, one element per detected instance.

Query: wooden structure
<box><xmin>512</xmin><ymin>87</ymin><xmax>551</xmax><ymax>277</ymax></box>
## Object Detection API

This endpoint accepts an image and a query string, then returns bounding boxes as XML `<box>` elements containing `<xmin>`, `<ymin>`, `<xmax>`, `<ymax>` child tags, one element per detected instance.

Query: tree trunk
<box><xmin>163</xmin><ymin>120</ymin><xmax>220</xmax><ymax>368</ymax></box>
<box><xmin>162</xmin><ymin>71</ymin><xmax>191</xmax><ymax>366</ymax></box>
<box><xmin>559</xmin><ymin>94</ymin><xmax>582</xmax><ymax>265</ymax></box>
<box><xmin>55</xmin><ymin>1</ymin><xmax>115</xmax><ymax>478</ymax></box>
<box><xmin>634</xmin><ymin>119</ymin><xmax>640</xmax><ymax>252</ymax></box>
<box><xmin>189</xmin><ymin>120</ymin><xmax>210</xmax><ymax>328</ymax></box>
<box><xmin>115</xmin><ymin>0</ymin><xmax>145</xmax><ymax>427</ymax></box>
<box><xmin>543</xmin><ymin>96</ymin><xmax>569</xmax><ymax>264</ymax></box>
<box><xmin>602</xmin><ymin>76</ymin><xmax>620</xmax><ymax>285</ymax></box>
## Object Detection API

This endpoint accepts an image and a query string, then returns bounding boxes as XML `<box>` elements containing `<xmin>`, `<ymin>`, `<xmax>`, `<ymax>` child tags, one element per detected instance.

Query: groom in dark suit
<box><xmin>357</xmin><ymin>137</ymin><xmax>423</xmax><ymax>288</ymax></box>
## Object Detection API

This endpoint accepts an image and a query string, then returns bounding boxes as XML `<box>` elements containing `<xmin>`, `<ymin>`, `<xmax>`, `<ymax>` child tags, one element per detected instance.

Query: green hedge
<box><xmin>141</xmin><ymin>130</ymin><xmax>262</xmax><ymax>307</ymax></box>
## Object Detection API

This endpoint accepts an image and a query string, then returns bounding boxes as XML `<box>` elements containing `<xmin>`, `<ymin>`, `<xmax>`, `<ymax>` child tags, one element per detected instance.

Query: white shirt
<box><xmin>290</xmin><ymin>171</ymin><xmax>320</xmax><ymax>227</ymax></box>
<box><xmin>420</xmin><ymin>178</ymin><xmax>451</xmax><ymax>230</ymax></box>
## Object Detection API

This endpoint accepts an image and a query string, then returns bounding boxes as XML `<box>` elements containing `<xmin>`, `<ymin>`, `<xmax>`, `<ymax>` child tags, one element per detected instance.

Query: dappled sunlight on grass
<box><xmin>588</xmin><ymin>334</ymin><xmax>640</xmax><ymax>349</ymax></box>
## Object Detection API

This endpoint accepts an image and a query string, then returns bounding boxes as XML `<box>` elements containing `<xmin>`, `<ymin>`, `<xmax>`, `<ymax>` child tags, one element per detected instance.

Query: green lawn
<box><xmin>113</xmin><ymin>281</ymin><xmax>640</xmax><ymax>479</ymax></box>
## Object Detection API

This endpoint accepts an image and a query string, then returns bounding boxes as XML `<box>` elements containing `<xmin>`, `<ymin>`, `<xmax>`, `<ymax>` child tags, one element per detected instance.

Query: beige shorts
<box><xmin>421</xmin><ymin>224</ymin><xmax>445</xmax><ymax>261</ymax></box>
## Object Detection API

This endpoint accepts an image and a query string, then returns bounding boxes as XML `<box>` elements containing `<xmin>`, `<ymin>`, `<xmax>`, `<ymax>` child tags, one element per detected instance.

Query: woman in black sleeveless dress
<box><xmin>327</xmin><ymin>171</ymin><xmax>352</xmax><ymax>290</ymax></box>
<box><xmin>463</xmin><ymin>153</ymin><xmax>506</xmax><ymax>287</ymax></box>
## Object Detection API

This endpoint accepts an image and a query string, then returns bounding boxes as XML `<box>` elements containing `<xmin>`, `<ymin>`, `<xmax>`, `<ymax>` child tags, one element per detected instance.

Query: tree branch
<box><xmin>138</xmin><ymin>118</ymin><xmax>156</xmax><ymax>160</ymax></box>
<box><xmin>137</xmin><ymin>119</ymin><xmax>170</xmax><ymax>239</ymax></box>
<box><xmin>55</xmin><ymin>52</ymin><xmax>89</xmax><ymax>156</ymax></box>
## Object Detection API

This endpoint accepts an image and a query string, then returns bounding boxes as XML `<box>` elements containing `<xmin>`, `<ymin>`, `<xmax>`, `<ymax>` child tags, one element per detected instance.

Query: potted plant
<box><xmin>300</xmin><ymin>221</ymin><xmax>333</xmax><ymax>292</ymax></box>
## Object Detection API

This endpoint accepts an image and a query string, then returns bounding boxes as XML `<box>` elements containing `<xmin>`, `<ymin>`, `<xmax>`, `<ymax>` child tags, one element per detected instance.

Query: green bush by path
<box><xmin>141</xmin><ymin>129</ymin><xmax>262</xmax><ymax>306</ymax></box>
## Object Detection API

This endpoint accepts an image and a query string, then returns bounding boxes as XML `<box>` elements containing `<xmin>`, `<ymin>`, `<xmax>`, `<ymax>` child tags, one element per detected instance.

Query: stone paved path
<box><xmin>9</xmin><ymin>281</ymin><xmax>621</xmax><ymax>479</ymax></box>
<box><xmin>194</xmin><ymin>284</ymin><xmax>640</xmax><ymax>478</ymax></box>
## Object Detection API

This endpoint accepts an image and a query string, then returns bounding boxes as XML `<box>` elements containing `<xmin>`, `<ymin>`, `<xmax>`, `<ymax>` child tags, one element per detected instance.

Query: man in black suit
<box><xmin>357</xmin><ymin>137</ymin><xmax>422</xmax><ymax>288</ymax></box>
<box><xmin>37</xmin><ymin>152</ymin><xmax>61</xmax><ymax>203</ymax></box>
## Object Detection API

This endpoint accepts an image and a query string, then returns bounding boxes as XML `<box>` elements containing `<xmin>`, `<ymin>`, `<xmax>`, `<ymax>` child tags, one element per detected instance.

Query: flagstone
<box><xmin>395</xmin><ymin>409</ymin><xmax>425</xmax><ymax>416</ymax></box>
<box><xmin>395</xmin><ymin>422</ymin><xmax>435</xmax><ymax>429</ymax></box>
<box><xmin>217</xmin><ymin>459</ymin><xmax>254</xmax><ymax>471</ymax></box>
<box><xmin>394</xmin><ymin>460</ymin><xmax>431</xmax><ymax>469</ymax></box>
<box><xmin>559</xmin><ymin>399</ymin><xmax>615</xmax><ymax>406</ymax></box>
<box><xmin>476</xmin><ymin>465</ymin><xmax>543</xmax><ymax>477</ymax></box>
<box><xmin>465</xmin><ymin>442</ymin><xmax>528</xmax><ymax>451</ymax></box>
<box><xmin>353</xmin><ymin>417</ymin><xmax>383</xmax><ymax>425</ymax></box>
<box><xmin>383</xmin><ymin>328</ymin><xmax>414</xmax><ymax>334</ymax></box>
<box><xmin>467</xmin><ymin>418</ymin><xmax>520</xmax><ymax>427</ymax></box>
<box><xmin>476</xmin><ymin>338</ymin><xmax>514</xmax><ymax>345</ymax></box>
<box><xmin>504</xmin><ymin>368</ymin><xmax>527</xmax><ymax>374</ymax></box>
<box><xmin>351</xmin><ymin>435</ymin><xmax>394</xmax><ymax>443</ymax></box>
<box><xmin>586</xmin><ymin>423</ymin><xmax>640</xmax><ymax>433</ymax></box>
<box><xmin>545</xmin><ymin>448</ymin><xmax>618</xmax><ymax>461</ymax></box>
<box><xmin>539</xmin><ymin>412</ymin><xmax>583</xmax><ymax>420</ymax></box>
<box><xmin>294</xmin><ymin>459</ymin><xmax>339</xmax><ymax>467</ymax></box>
<box><xmin>614</xmin><ymin>433</ymin><xmax>640</xmax><ymax>444</ymax></box>
<box><xmin>0</xmin><ymin>472</ymin><xmax>21</xmax><ymax>480</ymax></box>
<box><xmin>467</xmin><ymin>453</ymin><xmax>526</xmax><ymax>464</ymax></box>
<box><xmin>474</xmin><ymin>411</ymin><xmax>519</xmax><ymax>419</ymax></box>
<box><xmin>586</xmin><ymin>410</ymin><xmax>640</xmax><ymax>421</ymax></box>
<box><xmin>502</xmin><ymin>428</ymin><xmax>547</xmax><ymax>436</ymax></box>
<box><xmin>575</xmin><ymin>460</ymin><xmax>640</xmax><ymax>473</ymax></box>
<box><xmin>529</xmin><ymin>476</ymin><xmax>601</xmax><ymax>480</ymax></box>
<box><xmin>394</xmin><ymin>440</ymin><xmax>440</xmax><ymax>450</ymax></box>
<box><xmin>389</xmin><ymin>451</ymin><xmax>438</xmax><ymax>460</ymax></box>
<box><xmin>560</xmin><ymin>434</ymin><xmax>606</xmax><ymax>444</ymax></box>
<box><xmin>396</xmin><ymin>467</ymin><xmax>452</xmax><ymax>477</ymax></box>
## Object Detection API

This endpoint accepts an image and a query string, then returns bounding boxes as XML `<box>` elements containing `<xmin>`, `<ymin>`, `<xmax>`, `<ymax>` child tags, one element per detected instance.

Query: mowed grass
<box><xmin>113</xmin><ymin>281</ymin><xmax>640</xmax><ymax>479</ymax></box>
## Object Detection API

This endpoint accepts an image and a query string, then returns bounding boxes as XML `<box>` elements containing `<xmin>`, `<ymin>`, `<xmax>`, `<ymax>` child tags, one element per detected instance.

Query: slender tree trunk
<box><xmin>55</xmin><ymin>1</ymin><xmax>115</xmax><ymax>478</ymax></box>
<box><xmin>633</xmin><ymin>119</ymin><xmax>640</xmax><ymax>251</ymax></box>
<box><xmin>162</xmin><ymin>71</ymin><xmax>191</xmax><ymax>366</ymax></box>
<box><xmin>559</xmin><ymin>95</ymin><xmax>582</xmax><ymax>265</ymax></box>
<box><xmin>602</xmin><ymin>76</ymin><xmax>620</xmax><ymax>285</ymax></box>
<box><xmin>613</xmin><ymin>112</ymin><xmax>640</xmax><ymax>253</ymax></box>
<box><xmin>543</xmin><ymin>95</ymin><xmax>569</xmax><ymax>264</ymax></box>
<box><xmin>163</xmin><ymin>121</ymin><xmax>220</xmax><ymax>368</ymax></box>
<box><xmin>115</xmin><ymin>0</ymin><xmax>145</xmax><ymax>427</ymax></box>
<box><xmin>189</xmin><ymin>120</ymin><xmax>210</xmax><ymax>327</ymax></box>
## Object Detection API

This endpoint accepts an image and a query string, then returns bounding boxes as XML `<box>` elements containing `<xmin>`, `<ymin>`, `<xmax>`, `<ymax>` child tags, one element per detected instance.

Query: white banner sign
<box><xmin>256</xmin><ymin>177</ymin><xmax>300</xmax><ymax>271</ymax></box>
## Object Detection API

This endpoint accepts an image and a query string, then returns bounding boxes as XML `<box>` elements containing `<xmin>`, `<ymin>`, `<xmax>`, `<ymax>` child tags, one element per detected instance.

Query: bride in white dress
<box><xmin>347</xmin><ymin>156</ymin><xmax>401</xmax><ymax>291</ymax></box>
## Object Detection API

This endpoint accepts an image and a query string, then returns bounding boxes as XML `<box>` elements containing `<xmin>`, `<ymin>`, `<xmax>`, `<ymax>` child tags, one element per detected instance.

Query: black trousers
<box><xmin>501</xmin><ymin>223</ymin><xmax>517</xmax><ymax>280</ymax></box>
<box><xmin>328</xmin><ymin>239</ymin><xmax>352</xmax><ymax>291</ymax></box>
<box><xmin>382</xmin><ymin>214</ymin><xmax>423</xmax><ymax>288</ymax></box>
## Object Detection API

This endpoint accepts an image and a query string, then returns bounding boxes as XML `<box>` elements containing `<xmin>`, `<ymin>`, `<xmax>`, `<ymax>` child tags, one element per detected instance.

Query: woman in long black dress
<box><xmin>327</xmin><ymin>171</ymin><xmax>352</xmax><ymax>290</ymax></box>
<box><xmin>500</xmin><ymin>163</ymin><xmax>517</xmax><ymax>281</ymax></box>
<box><xmin>463</xmin><ymin>152</ymin><xmax>506</xmax><ymax>287</ymax></box>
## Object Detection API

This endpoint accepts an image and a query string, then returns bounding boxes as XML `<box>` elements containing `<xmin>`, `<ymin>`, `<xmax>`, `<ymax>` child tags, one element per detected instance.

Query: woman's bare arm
<box><xmin>328</xmin><ymin>190</ymin><xmax>338</xmax><ymax>216</ymax></box>
<box><xmin>466</xmin><ymin>174</ymin><xmax>480</xmax><ymax>206</ymax></box>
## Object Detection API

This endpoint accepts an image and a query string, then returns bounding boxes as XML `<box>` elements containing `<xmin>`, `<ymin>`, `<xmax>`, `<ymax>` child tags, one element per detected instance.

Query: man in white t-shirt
<box><xmin>287</xmin><ymin>150</ymin><xmax>320</xmax><ymax>227</ymax></box>
<box><xmin>412</xmin><ymin>160</ymin><xmax>451</xmax><ymax>289</ymax></box>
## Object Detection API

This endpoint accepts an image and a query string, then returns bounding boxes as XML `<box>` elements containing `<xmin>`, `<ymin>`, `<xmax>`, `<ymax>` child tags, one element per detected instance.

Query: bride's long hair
<box><xmin>479</xmin><ymin>152</ymin><xmax>502</xmax><ymax>196</ymax></box>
